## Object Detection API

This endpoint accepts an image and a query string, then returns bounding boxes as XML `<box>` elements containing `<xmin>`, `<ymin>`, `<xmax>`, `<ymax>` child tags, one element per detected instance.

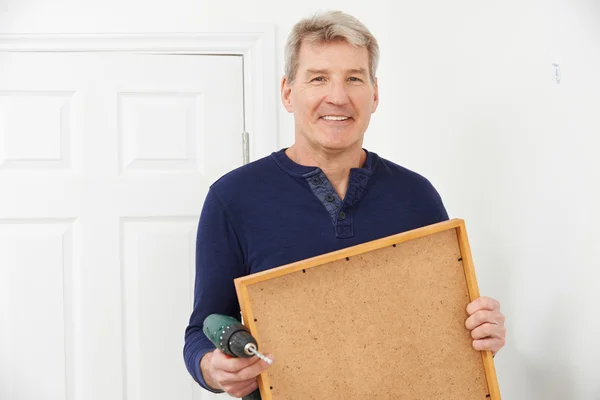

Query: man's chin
<box><xmin>315</xmin><ymin>139</ymin><xmax>363</xmax><ymax>153</ymax></box>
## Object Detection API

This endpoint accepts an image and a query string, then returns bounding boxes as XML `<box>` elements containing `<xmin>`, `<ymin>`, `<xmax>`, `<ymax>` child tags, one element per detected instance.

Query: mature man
<box><xmin>184</xmin><ymin>10</ymin><xmax>506</xmax><ymax>398</ymax></box>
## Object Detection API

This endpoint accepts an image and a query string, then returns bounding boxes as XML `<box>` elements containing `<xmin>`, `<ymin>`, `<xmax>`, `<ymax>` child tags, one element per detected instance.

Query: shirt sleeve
<box><xmin>183</xmin><ymin>187</ymin><xmax>245</xmax><ymax>392</ymax></box>
<box><xmin>438</xmin><ymin>197</ymin><xmax>449</xmax><ymax>221</ymax></box>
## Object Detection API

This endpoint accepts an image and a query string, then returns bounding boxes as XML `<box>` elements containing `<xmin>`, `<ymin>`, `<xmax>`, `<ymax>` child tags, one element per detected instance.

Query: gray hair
<box><xmin>284</xmin><ymin>11</ymin><xmax>380</xmax><ymax>84</ymax></box>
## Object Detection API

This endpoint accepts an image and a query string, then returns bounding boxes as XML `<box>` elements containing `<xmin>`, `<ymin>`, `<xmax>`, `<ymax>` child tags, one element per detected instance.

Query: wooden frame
<box><xmin>235</xmin><ymin>218</ymin><xmax>501</xmax><ymax>399</ymax></box>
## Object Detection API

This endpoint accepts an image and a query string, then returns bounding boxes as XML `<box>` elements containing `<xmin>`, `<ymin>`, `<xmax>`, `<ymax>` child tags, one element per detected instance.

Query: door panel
<box><xmin>0</xmin><ymin>52</ymin><xmax>244</xmax><ymax>400</ymax></box>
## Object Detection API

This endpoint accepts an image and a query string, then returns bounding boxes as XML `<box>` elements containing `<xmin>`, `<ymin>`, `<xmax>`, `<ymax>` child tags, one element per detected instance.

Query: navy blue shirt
<box><xmin>183</xmin><ymin>149</ymin><xmax>449</xmax><ymax>391</ymax></box>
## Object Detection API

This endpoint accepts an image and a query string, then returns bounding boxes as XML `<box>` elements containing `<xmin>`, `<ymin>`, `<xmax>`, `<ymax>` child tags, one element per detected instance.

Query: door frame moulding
<box><xmin>0</xmin><ymin>27</ymin><xmax>279</xmax><ymax>162</ymax></box>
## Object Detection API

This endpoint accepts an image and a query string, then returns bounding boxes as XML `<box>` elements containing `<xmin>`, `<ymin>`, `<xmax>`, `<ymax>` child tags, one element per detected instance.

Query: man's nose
<box><xmin>325</xmin><ymin>81</ymin><xmax>350</xmax><ymax>105</ymax></box>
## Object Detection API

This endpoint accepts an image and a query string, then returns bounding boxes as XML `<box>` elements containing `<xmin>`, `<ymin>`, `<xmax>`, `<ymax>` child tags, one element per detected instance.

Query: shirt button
<box><xmin>311</xmin><ymin>177</ymin><xmax>321</xmax><ymax>185</ymax></box>
<box><xmin>325</xmin><ymin>194</ymin><xmax>334</xmax><ymax>202</ymax></box>
<box><xmin>339</xmin><ymin>211</ymin><xmax>346</xmax><ymax>220</ymax></box>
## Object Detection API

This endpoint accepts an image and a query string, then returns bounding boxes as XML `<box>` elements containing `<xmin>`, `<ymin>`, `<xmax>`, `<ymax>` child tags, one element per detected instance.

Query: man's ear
<box><xmin>281</xmin><ymin>75</ymin><xmax>294</xmax><ymax>113</ymax></box>
<box><xmin>371</xmin><ymin>77</ymin><xmax>379</xmax><ymax>114</ymax></box>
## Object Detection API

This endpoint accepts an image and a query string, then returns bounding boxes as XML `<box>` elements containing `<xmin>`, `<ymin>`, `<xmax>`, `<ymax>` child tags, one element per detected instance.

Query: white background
<box><xmin>1</xmin><ymin>0</ymin><xmax>599</xmax><ymax>399</ymax></box>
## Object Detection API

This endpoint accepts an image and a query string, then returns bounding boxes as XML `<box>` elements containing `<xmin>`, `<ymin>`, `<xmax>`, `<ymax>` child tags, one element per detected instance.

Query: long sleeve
<box><xmin>183</xmin><ymin>187</ymin><xmax>245</xmax><ymax>392</ymax></box>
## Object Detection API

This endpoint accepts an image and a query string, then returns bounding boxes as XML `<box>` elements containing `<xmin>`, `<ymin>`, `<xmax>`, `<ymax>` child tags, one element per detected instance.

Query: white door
<box><xmin>0</xmin><ymin>52</ymin><xmax>245</xmax><ymax>400</ymax></box>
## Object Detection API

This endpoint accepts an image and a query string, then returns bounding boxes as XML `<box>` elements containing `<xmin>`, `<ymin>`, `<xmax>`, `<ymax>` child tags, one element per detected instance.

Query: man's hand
<box><xmin>465</xmin><ymin>296</ymin><xmax>506</xmax><ymax>356</ymax></box>
<box><xmin>200</xmin><ymin>349</ymin><xmax>274</xmax><ymax>398</ymax></box>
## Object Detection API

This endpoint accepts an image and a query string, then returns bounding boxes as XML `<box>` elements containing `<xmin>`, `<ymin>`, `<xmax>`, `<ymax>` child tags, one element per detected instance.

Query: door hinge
<box><xmin>242</xmin><ymin>131</ymin><xmax>250</xmax><ymax>165</ymax></box>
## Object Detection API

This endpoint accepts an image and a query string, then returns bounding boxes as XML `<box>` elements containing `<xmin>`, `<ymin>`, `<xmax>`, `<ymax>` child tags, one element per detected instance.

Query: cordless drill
<box><xmin>203</xmin><ymin>314</ymin><xmax>272</xmax><ymax>400</ymax></box>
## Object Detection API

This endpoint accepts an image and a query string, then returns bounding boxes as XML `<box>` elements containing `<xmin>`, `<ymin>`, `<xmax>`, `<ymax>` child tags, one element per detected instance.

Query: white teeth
<box><xmin>322</xmin><ymin>116</ymin><xmax>349</xmax><ymax>121</ymax></box>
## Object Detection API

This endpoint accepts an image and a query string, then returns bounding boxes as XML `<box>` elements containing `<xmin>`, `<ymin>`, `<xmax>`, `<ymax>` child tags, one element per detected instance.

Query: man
<box><xmin>184</xmin><ymin>10</ymin><xmax>506</xmax><ymax>398</ymax></box>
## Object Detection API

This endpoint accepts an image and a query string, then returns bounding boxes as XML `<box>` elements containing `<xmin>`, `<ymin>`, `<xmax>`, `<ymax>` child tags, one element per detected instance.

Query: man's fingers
<box><xmin>465</xmin><ymin>309</ymin><xmax>505</xmax><ymax>330</ymax></box>
<box><xmin>471</xmin><ymin>322</ymin><xmax>506</xmax><ymax>340</ymax></box>
<box><xmin>211</xmin><ymin>349</ymin><xmax>262</xmax><ymax>373</ymax></box>
<box><xmin>210</xmin><ymin>351</ymin><xmax>274</xmax><ymax>392</ymax></box>
<box><xmin>235</xmin><ymin>354</ymin><xmax>274</xmax><ymax>381</ymax></box>
<box><xmin>225</xmin><ymin>379</ymin><xmax>258</xmax><ymax>398</ymax></box>
<box><xmin>211</xmin><ymin>368</ymin><xmax>257</xmax><ymax>391</ymax></box>
<box><xmin>466</xmin><ymin>296</ymin><xmax>500</xmax><ymax>315</ymax></box>
<box><xmin>463</xmin><ymin>297</ymin><xmax>506</xmax><ymax>356</ymax></box>
<box><xmin>472</xmin><ymin>337</ymin><xmax>505</xmax><ymax>355</ymax></box>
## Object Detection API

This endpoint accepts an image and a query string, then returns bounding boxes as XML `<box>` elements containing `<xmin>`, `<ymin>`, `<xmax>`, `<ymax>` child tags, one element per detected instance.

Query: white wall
<box><xmin>388</xmin><ymin>2</ymin><xmax>600</xmax><ymax>399</ymax></box>
<box><xmin>2</xmin><ymin>1</ymin><xmax>599</xmax><ymax>399</ymax></box>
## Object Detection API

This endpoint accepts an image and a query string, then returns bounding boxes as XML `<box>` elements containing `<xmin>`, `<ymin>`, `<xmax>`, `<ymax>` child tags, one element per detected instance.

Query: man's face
<box><xmin>281</xmin><ymin>40</ymin><xmax>379</xmax><ymax>153</ymax></box>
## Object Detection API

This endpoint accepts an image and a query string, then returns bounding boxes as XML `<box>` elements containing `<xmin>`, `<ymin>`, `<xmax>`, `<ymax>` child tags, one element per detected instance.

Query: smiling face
<box><xmin>281</xmin><ymin>39</ymin><xmax>379</xmax><ymax>155</ymax></box>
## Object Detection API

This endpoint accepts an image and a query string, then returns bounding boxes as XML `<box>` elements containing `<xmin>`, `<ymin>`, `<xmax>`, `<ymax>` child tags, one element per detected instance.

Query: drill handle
<box><xmin>243</xmin><ymin>389</ymin><xmax>262</xmax><ymax>400</ymax></box>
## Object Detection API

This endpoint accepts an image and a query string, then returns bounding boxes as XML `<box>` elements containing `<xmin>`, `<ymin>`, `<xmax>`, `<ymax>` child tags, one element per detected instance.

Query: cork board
<box><xmin>234</xmin><ymin>219</ymin><xmax>501</xmax><ymax>400</ymax></box>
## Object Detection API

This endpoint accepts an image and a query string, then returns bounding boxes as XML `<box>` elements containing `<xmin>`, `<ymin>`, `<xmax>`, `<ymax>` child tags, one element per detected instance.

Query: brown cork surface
<box><xmin>242</xmin><ymin>226</ymin><xmax>491</xmax><ymax>400</ymax></box>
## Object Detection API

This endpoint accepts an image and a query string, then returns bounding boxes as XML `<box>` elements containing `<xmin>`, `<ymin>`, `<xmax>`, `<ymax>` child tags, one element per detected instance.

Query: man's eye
<box><xmin>311</xmin><ymin>77</ymin><xmax>325</xmax><ymax>82</ymax></box>
<box><xmin>349</xmin><ymin>77</ymin><xmax>363</xmax><ymax>82</ymax></box>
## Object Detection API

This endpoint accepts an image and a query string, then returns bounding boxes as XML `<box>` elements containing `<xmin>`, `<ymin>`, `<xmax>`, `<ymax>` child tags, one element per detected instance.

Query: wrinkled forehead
<box><xmin>296</xmin><ymin>39</ymin><xmax>370</xmax><ymax>74</ymax></box>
